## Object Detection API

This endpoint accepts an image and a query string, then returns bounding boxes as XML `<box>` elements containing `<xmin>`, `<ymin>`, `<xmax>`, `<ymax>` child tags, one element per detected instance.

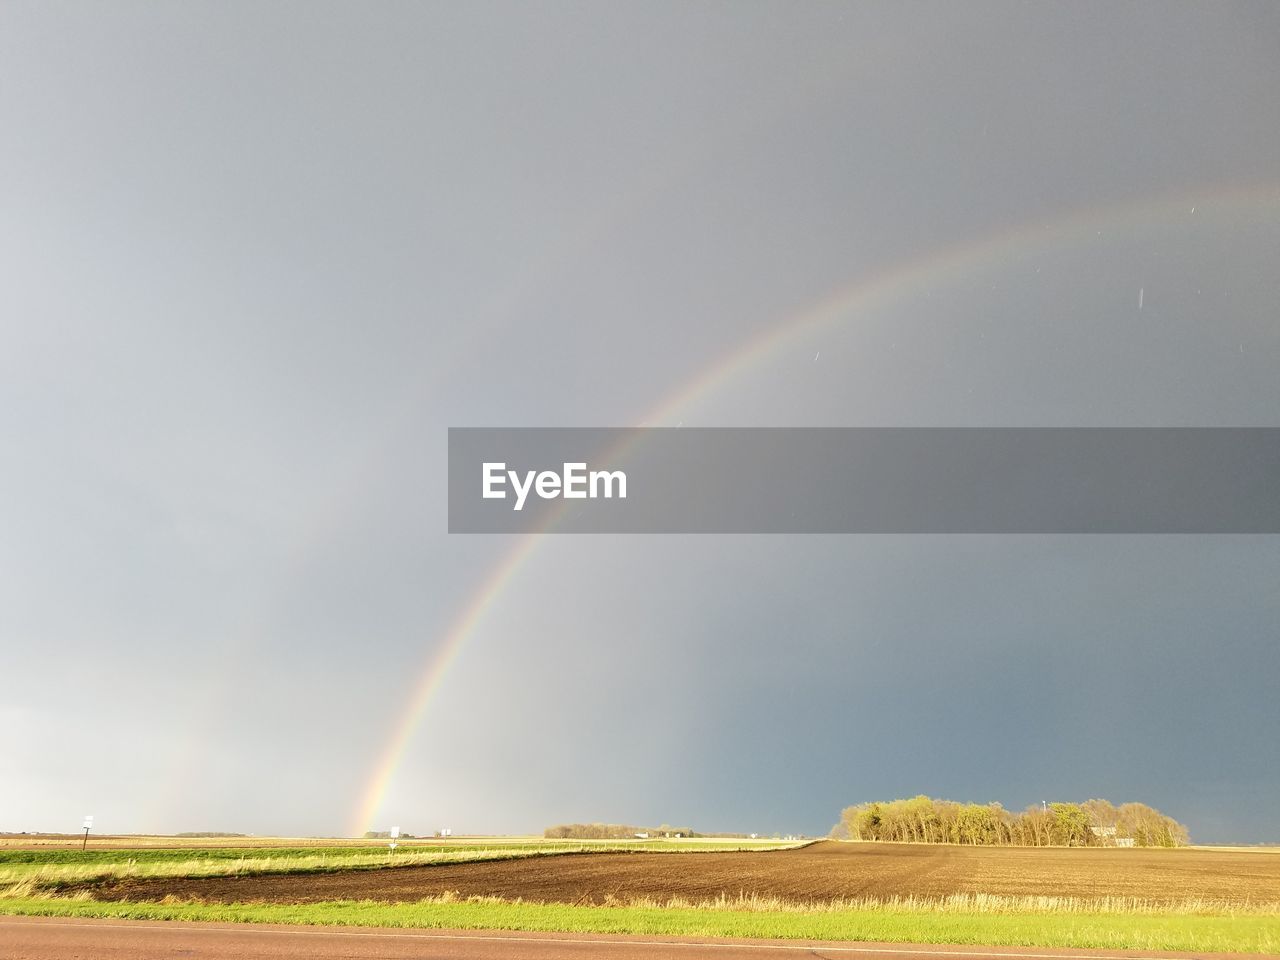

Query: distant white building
<box><xmin>1090</xmin><ymin>825</ymin><xmax>1135</xmax><ymax>847</ymax></box>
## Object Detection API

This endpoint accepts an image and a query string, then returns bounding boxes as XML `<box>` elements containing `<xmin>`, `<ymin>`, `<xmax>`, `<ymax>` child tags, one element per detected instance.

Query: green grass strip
<box><xmin>2</xmin><ymin>896</ymin><xmax>1276</xmax><ymax>954</ymax></box>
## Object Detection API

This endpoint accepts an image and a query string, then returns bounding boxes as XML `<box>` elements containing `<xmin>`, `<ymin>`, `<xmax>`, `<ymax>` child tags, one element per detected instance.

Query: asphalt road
<box><xmin>0</xmin><ymin>917</ymin><xmax>1246</xmax><ymax>960</ymax></box>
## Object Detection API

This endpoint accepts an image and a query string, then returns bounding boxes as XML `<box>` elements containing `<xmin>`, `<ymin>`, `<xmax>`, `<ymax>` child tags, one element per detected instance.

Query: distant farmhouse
<box><xmin>1090</xmin><ymin>825</ymin><xmax>1136</xmax><ymax>847</ymax></box>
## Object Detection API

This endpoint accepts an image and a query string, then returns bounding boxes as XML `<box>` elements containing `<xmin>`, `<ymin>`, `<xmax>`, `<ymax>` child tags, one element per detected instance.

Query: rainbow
<box><xmin>349</xmin><ymin>180</ymin><xmax>1279</xmax><ymax>836</ymax></box>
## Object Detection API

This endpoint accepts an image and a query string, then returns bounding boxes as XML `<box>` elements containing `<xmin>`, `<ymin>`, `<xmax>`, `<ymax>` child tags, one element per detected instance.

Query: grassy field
<box><xmin>3</xmin><ymin>892</ymin><xmax>1278</xmax><ymax>953</ymax></box>
<box><xmin>2</xmin><ymin>837</ymin><xmax>1278</xmax><ymax>954</ymax></box>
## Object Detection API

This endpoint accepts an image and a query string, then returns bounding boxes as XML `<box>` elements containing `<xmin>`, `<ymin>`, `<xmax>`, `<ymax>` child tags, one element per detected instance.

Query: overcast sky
<box><xmin>2</xmin><ymin>2</ymin><xmax>1277</xmax><ymax>843</ymax></box>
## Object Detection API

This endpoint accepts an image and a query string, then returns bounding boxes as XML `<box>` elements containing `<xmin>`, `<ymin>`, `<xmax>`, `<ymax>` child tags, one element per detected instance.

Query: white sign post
<box><xmin>388</xmin><ymin>825</ymin><xmax>399</xmax><ymax>854</ymax></box>
<box><xmin>81</xmin><ymin>815</ymin><xmax>93</xmax><ymax>851</ymax></box>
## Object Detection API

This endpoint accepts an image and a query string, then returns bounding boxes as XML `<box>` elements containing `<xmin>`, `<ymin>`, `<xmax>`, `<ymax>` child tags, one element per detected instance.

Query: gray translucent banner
<box><xmin>448</xmin><ymin>428</ymin><xmax>1280</xmax><ymax>534</ymax></box>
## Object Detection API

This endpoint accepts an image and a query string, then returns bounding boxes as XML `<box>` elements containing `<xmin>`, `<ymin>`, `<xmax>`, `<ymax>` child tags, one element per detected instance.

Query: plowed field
<box><xmin>81</xmin><ymin>841</ymin><xmax>1280</xmax><ymax>906</ymax></box>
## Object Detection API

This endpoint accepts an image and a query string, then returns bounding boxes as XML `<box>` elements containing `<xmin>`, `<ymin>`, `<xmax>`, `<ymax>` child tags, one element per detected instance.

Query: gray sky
<box><xmin>1</xmin><ymin>2</ymin><xmax>1277</xmax><ymax>842</ymax></box>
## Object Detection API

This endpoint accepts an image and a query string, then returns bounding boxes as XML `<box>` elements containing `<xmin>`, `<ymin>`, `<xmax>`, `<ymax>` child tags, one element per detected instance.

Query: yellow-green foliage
<box><xmin>839</xmin><ymin>796</ymin><xmax>1189</xmax><ymax>846</ymax></box>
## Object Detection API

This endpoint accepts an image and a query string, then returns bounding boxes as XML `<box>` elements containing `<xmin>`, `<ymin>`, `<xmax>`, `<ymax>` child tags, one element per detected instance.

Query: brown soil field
<box><xmin>82</xmin><ymin>841</ymin><xmax>1280</xmax><ymax>906</ymax></box>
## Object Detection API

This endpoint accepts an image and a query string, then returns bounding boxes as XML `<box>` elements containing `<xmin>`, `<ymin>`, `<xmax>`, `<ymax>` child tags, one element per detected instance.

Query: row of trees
<box><xmin>544</xmin><ymin>823</ymin><xmax>695</xmax><ymax>839</ymax></box>
<box><xmin>174</xmin><ymin>832</ymin><xmax>248</xmax><ymax>838</ymax></box>
<box><xmin>833</xmin><ymin>796</ymin><xmax>1188</xmax><ymax>847</ymax></box>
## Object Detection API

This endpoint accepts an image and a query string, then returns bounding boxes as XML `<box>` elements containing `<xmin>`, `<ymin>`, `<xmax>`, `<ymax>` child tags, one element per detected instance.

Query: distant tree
<box><xmin>1083</xmin><ymin>798</ymin><xmax>1120</xmax><ymax>830</ymax></box>
<box><xmin>1048</xmin><ymin>803</ymin><xmax>1091</xmax><ymax>846</ymax></box>
<box><xmin>1117</xmin><ymin>803</ymin><xmax>1189</xmax><ymax>847</ymax></box>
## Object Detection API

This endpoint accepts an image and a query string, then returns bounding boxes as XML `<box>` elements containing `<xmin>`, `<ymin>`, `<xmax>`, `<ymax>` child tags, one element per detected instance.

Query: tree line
<box><xmin>832</xmin><ymin>796</ymin><xmax>1188</xmax><ymax>847</ymax></box>
<box><xmin>544</xmin><ymin>823</ymin><xmax>696</xmax><ymax>839</ymax></box>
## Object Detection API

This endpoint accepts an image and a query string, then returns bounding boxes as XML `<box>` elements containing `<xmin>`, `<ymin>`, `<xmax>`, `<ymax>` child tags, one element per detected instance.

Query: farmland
<box><xmin>3</xmin><ymin>837</ymin><xmax>1280</xmax><ymax>953</ymax></box>
<box><xmin>0</xmin><ymin>835</ymin><xmax>795</xmax><ymax>888</ymax></box>
<box><xmin>67</xmin><ymin>840</ymin><xmax>1280</xmax><ymax>907</ymax></box>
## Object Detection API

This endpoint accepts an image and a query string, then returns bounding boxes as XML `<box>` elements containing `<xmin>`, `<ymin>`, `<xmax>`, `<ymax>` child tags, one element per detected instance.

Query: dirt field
<box><xmin>81</xmin><ymin>841</ymin><xmax>1280</xmax><ymax>906</ymax></box>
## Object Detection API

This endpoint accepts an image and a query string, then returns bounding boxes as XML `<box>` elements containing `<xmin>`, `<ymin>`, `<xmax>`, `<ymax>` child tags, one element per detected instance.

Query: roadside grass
<box><xmin>0</xmin><ymin>840</ymin><xmax>801</xmax><ymax>889</ymax></box>
<box><xmin>2</xmin><ymin>892</ymin><xmax>1277</xmax><ymax>953</ymax></box>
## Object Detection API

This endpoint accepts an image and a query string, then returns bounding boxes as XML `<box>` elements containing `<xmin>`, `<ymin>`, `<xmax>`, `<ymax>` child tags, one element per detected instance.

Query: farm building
<box><xmin>1089</xmin><ymin>825</ymin><xmax>1136</xmax><ymax>847</ymax></box>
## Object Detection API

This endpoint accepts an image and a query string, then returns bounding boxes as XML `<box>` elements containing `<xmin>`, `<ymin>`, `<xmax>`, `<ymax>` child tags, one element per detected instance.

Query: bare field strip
<box><xmin>78</xmin><ymin>841</ymin><xmax>1280</xmax><ymax>907</ymax></box>
<box><xmin>2</xmin><ymin>841</ymin><xmax>799</xmax><ymax>891</ymax></box>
